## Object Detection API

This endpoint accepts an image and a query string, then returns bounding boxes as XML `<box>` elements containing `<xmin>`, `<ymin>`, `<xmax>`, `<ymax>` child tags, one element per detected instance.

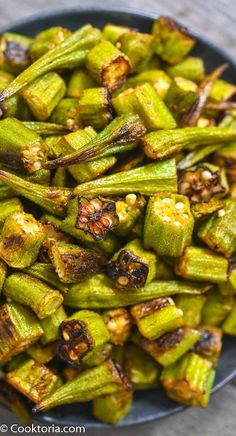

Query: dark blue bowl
<box><xmin>1</xmin><ymin>7</ymin><xmax>236</xmax><ymax>428</ymax></box>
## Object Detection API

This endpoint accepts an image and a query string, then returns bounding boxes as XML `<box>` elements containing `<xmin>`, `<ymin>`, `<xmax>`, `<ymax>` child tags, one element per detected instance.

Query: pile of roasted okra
<box><xmin>0</xmin><ymin>15</ymin><xmax>236</xmax><ymax>425</ymax></box>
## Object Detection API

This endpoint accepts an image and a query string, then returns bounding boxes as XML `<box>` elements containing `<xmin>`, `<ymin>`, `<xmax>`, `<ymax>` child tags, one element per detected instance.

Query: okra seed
<box><xmin>118</xmin><ymin>276</ymin><xmax>129</xmax><ymax>286</ymax></box>
<box><xmin>175</xmin><ymin>202</ymin><xmax>185</xmax><ymax>210</ymax></box>
<box><xmin>163</xmin><ymin>216</ymin><xmax>171</xmax><ymax>222</ymax></box>
<box><xmin>218</xmin><ymin>209</ymin><xmax>225</xmax><ymax>217</ymax></box>
<box><xmin>63</xmin><ymin>331</ymin><xmax>70</xmax><ymax>341</ymax></box>
<box><xmin>126</xmin><ymin>194</ymin><xmax>137</xmax><ymax>206</ymax></box>
<box><xmin>162</xmin><ymin>198</ymin><xmax>171</xmax><ymax>204</ymax></box>
<box><xmin>173</xmin><ymin>221</ymin><xmax>181</xmax><ymax>227</ymax></box>
<box><xmin>201</xmin><ymin>170</ymin><xmax>213</xmax><ymax>180</ymax></box>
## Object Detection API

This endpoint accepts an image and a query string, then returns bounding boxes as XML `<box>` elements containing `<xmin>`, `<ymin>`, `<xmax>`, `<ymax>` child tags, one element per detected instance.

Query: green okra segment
<box><xmin>26</xmin><ymin>342</ymin><xmax>56</xmax><ymax>364</ymax></box>
<box><xmin>175</xmin><ymin>294</ymin><xmax>206</xmax><ymax>327</ymax></box>
<box><xmin>23</xmin><ymin>121</ymin><xmax>71</xmax><ymax>135</ymax></box>
<box><xmin>141</xmin><ymin>127</ymin><xmax>236</xmax><ymax>160</ymax></box>
<box><xmin>144</xmin><ymin>193</ymin><xmax>194</xmax><ymax>257</ymax></box>
<box><xmin>64</xmin><ymin>273</ymin><xmax>210</xmax><ymax>309</ymax></box>
<box><xmin>114</xmin><ymin>194</ymin><xmax>146</xmax><ymax>237</ymax></box>
<box><xmin>164</xmin><ymin>77</ymin><xmax>198</xmax><ymax>121</ymax></box>
<box><xmin>0</xmin><ymin>170</ymin><xmax>72</xmax><ymax>216</ymax></box>
<box><xmin>0</xmin><ymin>211</ymin><xmax>45</xmax><ymax>268</ymax></box>
<box><xmin>0</xmin><ymin>25</ymin><xmax>102</xmax><ymax>102</ymax></box>
<box><xmin>178</xmin><ymin>163</ymin><xmax>229</xmax><ymax>204</ymax></box>
<box><xmin>0</xmin><ymin>118</ymin><xmax>47</xmax><ymax>173</ymax></box>
<box><xmin>166</xmin><ymin>57</ymin><xmax>205</xmax><ymax>83</ymax></box>
<box><xmin>92</xmin><ymin>388</ymin><xmax>132</xmax><ymax>425</ymax></box>
<box><xmin>0</xmin><ymin>197</ymin><xmax>23</xmax><ymax>229</ymax></box>
<box><xmin>30</xmin><ymin>26</ymin><xmax>72</xmax><ymax>60</ymax></box>
<box><xmin>130</xmin><ymin>297</ymin><xmax>183</xmax><ymax>340</ymax></box>
<box><xmin>124</xmin><ymin>343</ymin><xmax>160</xmax><ymax>390</ymax></box>
<box><xmin>118</xmin><ymin>31</ymin><xmax>155</xmax><ymax>72</ymax></box>
<box><xmin>0</xmin><ymin>302</ymin><xmax>43</xmax><ymax>361</ymax></box>
<box><xmin>161</xmin><ymin>352</ymin><xmax>215</xmax><ymax>407</ymax></box>
<box><xmin>213</xmin><ymin>141</ymin><xmax>236</xmax><ymax>182</ymax></box>
<box><xmin>175</xmin><ymin>246</ymin><xmax>228</xmax><ymax>283</ymax></box>
<box><xmin>222</xmin><ymin>301</ymin><xmax>236</xmax><ymax>335</ymax></box>
<box><xmin>67</xmin><ymin>69</ymin><xmax>97</xmax><ymax>98</ymax></box>
<box><xmin>49</xmin><ymin>241</ymin><xmax>107</xmax><ymax>283</ymax></box>
<box><xmin>6</xmin><ymin>358</ymin><xmax>62</xmax><ymax>404</ymax></box>
<box><xmin>0</xmin><ymin>260</ymin><xmax>7</xmax><ymax>293</ymax></box>
<box><xmin>4</xmin><ymin>273</ymin><xmax>63</xmax><ymax>320</ymax></box>
<box><xmin>102</xmin><ymin>308</ymin><xmax>132</xmax><ymax>345</ymax></box>
<box><xmin>103</xmin><ymin>23</ymin><xmax>131</xmax><ymax>44</ymax></box>
<box><xmin>57</xmin><ymin>310</ymin><xmax>110</xmax><ymax>367</ymax></box>
<box><xmin>74</xmin><ymin>160</ymin><xmax>177</xmax><ymax>196</ymax></box>
<box><xmin>50</xmin><ymin>98</ymin><xmax>81</xmax><ymax>131</ymax></box>
<box><xmin>34</xmin><ymin>359</ymin><xmax>130</xmax><ymax>412</ymax></box>
<box><xmin>112</xmin><ymin>83</ymin><xmax>176</xmax><ymax>131</ymax></box>
<box><xmin>193</xmin><ymin>326</ymin><xmax>223</xmax><ymax>365</ymax></box>
<box><xmin>79</xmin><ymin>87</ymin><xmax>113</xmax><ymax>130</ymax></box>
<box><xmin>201</xmin><ymin>289</ymin><xmax>234</xmax><ymax>326</ymax></box>
<box><xmin>70</xmin><ymin>155</ymin><xmax>117</xmax><ymax>184</ymax></box>
<box><xmin>40</xmin><ymin>305</ymin><xmax>67</xmax><ymax>345</ymax></box>
<box><xmin>0</xmin><ymin>32</ymin><xmax>33</xmax><ymax>74</ymax></box>
<box><xmin>152</xmin><ymin>16</ymin><xmax>196</xmax><ymax>64</ymax></box>
<box><xmin>40</xmin><ymin>214</ymin><xmax>71</xmax><ymax>249</ymax></box>
<box><xmin>107</xmin><ymin>239</ymin><xmax>157</xmax><ymax>290</ymax></box>
<box><xmin>118</xmin><ymin>69</ymin><xmax>172</xmax><ymax>100</ymax></box>
<box><xmin>198</xmin><ymin>200</ymin><xmax>236</xmax><ymax>257</ymax></box>
<box><xmin>209</xmin><ymin>78</ymin><xmax>236</xmax><ymax>102</ymax></box>
<box><xmin>86</xmin><ymin>40</ymin><xmax>131</xmax><ymax>92</ymax></box>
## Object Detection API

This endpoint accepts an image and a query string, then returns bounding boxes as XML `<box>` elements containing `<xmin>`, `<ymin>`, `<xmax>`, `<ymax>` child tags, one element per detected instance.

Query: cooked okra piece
<box><xmin>193</xmin><ymin>326</ymin><xmax>222</xmax><ymax>365</ymax></box>
<box><xmin>175</xmin><ymin>294</ymin><xmax>206</xmax><ymax>327</ymax></box>
<box><xmin>192</xmin><ymin>199</ymin><xmax>226</xmax><ymax>220</ymax></box>
<box><xmin>178</xmin><ymin>163</ymin><xmax>229</xmax><ymax>204</ymax></box>
<box><xmin>0</xmin><ymin>25</ymin><xmax>102</xmax><ymax>101</ymax></box>
<box><xmin>24</xmin><ymin>262</ymin><xmax>69</xmax><ymax>294</ymax></box>
<box><xmin>79</xmin><ymin>87</ymin><xmax>113</xmax><ymax>130</ymax></box>
<box><xmin>34</xmin><ymin>359</ymin><xmax>129</xmax><ymax>412</ymax></box>
<box><xmin>222</xmin><ymin>301</ymin><xmax>236</xmax><ymax>335</ymax></box>
<box><xmin>4</xmin><ymin>273</ymin><xmax>63</xmax><ymax>319</ymax></box>
<box><xmin>114</xmin><ymin>194</ymin><xmax>146</xmax><ymax>237</ymax></box>
<box><xmin>209</xmin><ymin>79</ymin><xmax>236</xmax><ymax>102</ymax></box>
<box><xmin>152</xmin><ymin>16</ymin><xmax>195</xmax><ymax>64</ymax></box>
<box><xmin>219</xmin><ymin>267</ymin><xmax>236</xmax><ymax>296</ymax></box>
<box><xmin>201</xmin><ymin>289</ymin><xmax>233</xmax><ymax>326</ymax></box>
<box><xmin>144</xmin><ymin>193</ymin><xmax>194</xmax><ymax>257</ymax></box>
<box><xmin>0</xmin><ymin>118</ymin><xmax>47</xmax><ymax>172</ymax></box>
<box><xmin>0</xmin><ymin>380</ymin><xmax>32</xmax><ymax>425</ymax></box>
<box><xmin>161</xmin><ymin>352</ymin><xmax>215</xmax><ymax>407</ymax></box>
<box><xmin>70</xmin><ymin>155</ymin><xmax>117</xmax><ymax>184</ymax></box>
<box><xmin>0</xmin><ymin>302</ymin><xmax>43</xmax><ymax>361</ymax></box>
<box><xmin>50</xmin><ymin>97</ymin><xmax>80</xmax><ymax>130</ymax></box>
<box><xmin>102</xmin><ymin>308</ymin><xmax>132</xmax><ymax>345</ymax></box>
<box><xmin>57</xmin><ymin>309</ymin><xmax>110</xmax><ymax>366</ymax></box>
<box><xmin>6</xmin><ymin>358</ymin><xmax>62</xmax><ymax>404</ymax></box>
<box><xmin>30</xmin><ymin>26</ymin><xmax>72</xmax><ymax>60</ymax></box>
<box><xmin>40</xmin><ymin>305</ymin><xmax>67</xmax><ymax>345</ymax></box>
<box><xmin>166</xmin><ymin>57</ymin><xmax>205</xmax><ymax>83</ymax></box>
<box><xmin>86</xmin><ymin>40</ymin><xmax>131</xmax><ymax>91</ymax></box>
<box><xmin>124</xmin><ymin>343</ymin><xmax>160</xmax><ymax>390</ymax></box>
<box><xmin>118</xmin><ymin>31</ymin><xmax>155</xmax><ymax>72</ymax></box>
<box><xmin>176</xmin><ymin>246</ymin><xmax>228</xmax><ymax>283</ymax></box>
<box><xmin>23</xmin><ymin>121</ymin><xmax>70</xmax><ymax>135</ymax></box>
<box><xmin>83</xmin><ymin>343</ymin><xmax>113</xmax><ymax>369</ymax></box>
<box><xmin>177</xmin><ymin>143</ymin><xmax>222</xmax><ymax>171</ymax></box>
<box><xmin>64</xmin><ymin>273</ymin><xmax>210</xmax><ymax>309</ymax></box>
<box><xmin>0</xmin><ymin>211</ymin><xmax>45</xmax><ymax>268</ymax></box>
<box><xmin>92</xmin><ymin>388</ymin><xmax>132</xmax><ymax>425</ymax></box>
<box><xmin>130</xmin><ymin>297</ymin><xmax>183</xmax><ymax>340</ymax></box>
<box><xmin>213</xmin><ymin>142</ymin><xmax>236</xmax><ymax>182</ymax></box>
<box><xmin>0</xmin><ymin>170</ymin><xmax>72</xmax><ymax>216</ymax></box>
<box><xmin>141</xmin><ymin>127</ymin><xmax>236</xmax><ymax>160</ymax></box>
<box><xmin>112</xmin><ymin>83</ymin><xmax>176</xmax><ymax>131</ymax></box>
<box><xmin>164</xmin><ymin>77</ymin><xmax>198</xmax><ymax>120</ymax></box>
<box><xmin>40</xmin><ymin>214</ymin><xmax>71</xmax><ymax>247</ymax></box>
<box><xmin>22</xmin><ymin>72</ymin><xmax>66</xmax><ymax>121</ymax></box>
<box><xmin>0</xmin><ymin>32</ymin><xmax>33</xmax><ymax>74</ymax></box>
<box><xmin>0</xmin><ymin>197</ymin><xmax>23</xmax><ymax>229</ymax></box>
<box><xmin>49</xmin><ymin>241</ymin><xmax>107</xmax><ymax>283</ymax></box>
<box><xmin>52</xmin><ymin>167</ymin><xmax>66</xmax><ymax>187</ymax></box>
<box><xmin>198</xmin><ymin>200</ymin><xmax>236</xmax><ymax>257</ymax></box>
<box><xmin>119</xmin><ymin>69</ymin><xmax>172</xmax><ymax>99</ymax></box>
<box><xmin>107</xmin><ymin>239</ymin><xmax>157</xmax><ymax>289</ymax></box>
<box><xmin>0</xmin><ymin>260</ymin><xmax>7</xmax><ymax>293</ymax></box>
<box><xmin>67</xmin><ymin>69</ymin><xmax>97</xmax><ymax>98</ymax></box>
<box><xmin>26</xmin><ymin>342</ymin><xmax>56</xmax><ymax>364</ymax></box>
<box><xmin>0</xmin><ymin>94</ymin><xmax>30</xmax><ymax>120</ymax></box>
<box><xmin>103</xmin><ymin>23</ymin><xmax>131</xmax><ymax>44</ymax></box>
<box><xmin>155</xmin><ymin>258</ymin><xmax>175</xmax><ymax>280</ymax></box>
<box><xmin>74</xmin><ymin>160</ymin><xmax>177</xmax><ymax>196</ymax></box>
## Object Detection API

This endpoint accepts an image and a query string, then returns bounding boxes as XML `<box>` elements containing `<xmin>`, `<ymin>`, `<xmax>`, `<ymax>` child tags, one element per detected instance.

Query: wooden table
<box><xmin>0</xmin><ymin>1</ymin><xmax>235</xmax><ymax>435</ymax></box>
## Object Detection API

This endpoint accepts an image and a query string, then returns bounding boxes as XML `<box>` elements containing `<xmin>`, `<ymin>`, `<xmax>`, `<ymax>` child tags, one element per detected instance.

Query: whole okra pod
<box><xmin>124</xmin><ymin>343</ymin><xmax>160</xmax><ymax>390</ymax></box>
<box><xmin>102</xmin><ymin>308</ymin><xmax>133</xmax><ymax>345</ymax></box>
<box><xmin>193</xmin><ymin>326</ymin><xmax>222</xmax><ymax>365</ymax></box>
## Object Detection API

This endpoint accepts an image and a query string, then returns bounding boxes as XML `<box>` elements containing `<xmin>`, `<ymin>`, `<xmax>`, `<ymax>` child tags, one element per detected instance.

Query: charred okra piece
<box><xmin>201</xmin><ymin>289</ymin><xmax>233</xmax><ymax>326</ymax></box>
<box><xmin>67</xmin><ymin>69</ymin><xmax>96</xmax><ymax>98</ymax></box>
<box><xmin>57</xmin><ymin>310</ymin><xmax>109</xmax><ymax>367</ymax></box>
<box><xmin>124</xmin><ymin>343</ymin><xmax>160</xmax><ymax>390</ymax></box>
<box><xmin>198</xmin><ymin>200</ymin><xmax>236</xmax><ymax>257</ymax></box>
<box><xmin>193</xmin><ymin>326</ymin><xmax>222</xmax><ymax>365</ymax></box>
<box><xmin>152</xmin><ymin>16</ymin><xmax>195</xmax><ymax>64</ymax></box>
<box><xmin>144</xmin><ymin>193</ymin><xmax>194</xmax><ymax>257</ymax></box>
<box><xmin>6</xmin><ymin>358</ymin><xmax>62</xmax><ymax>404</ymax></box>
<box><xmin>166</xmin><ymin>57</ymin><xmax>205</xmax><ymax>83</ymax></box>
<box><xmin>74</xmin><ymin>160</ymin><xmax>177</xmax><ymax>196</ymax></box>
<box><xmin>40</xmin><ymin>306</ymin><xmax>67</xmax><ymax>345</ymax></box>
<box><xmin>0</xmin><ymin>302</ymin><xmax>43</xmax><ymax>361</ymax></box>
<box><xmin>64</xmin><ymin>273</ymin><xmax>210</xmax><ymax>309</ymax></box>
<box><xmin>0</xmin><ymin>32</ymin><xmax>33</xmax><ymax>74</ymax></box>
<box><xmin>0</xmin><ymin>170</ymin><xmax>72</xmax><ymax>216</ymax></box>
<box><xmin>102</xmin><ymin>308</ymin><xmax>132</xmax><ymax>345</ymax></box>
<box><xmin>164</xmin><ymin>77</ymin><xmax>198</xmax><ymax>121</ymax></box>
<box><xmin>118</xmin><ymin>31</ymin><xmax>155</xmax><ymax>72</ymax></box>
<box><xmin>178</xmin><ymin>163</ymin><xmax>228</xmax><ymax>204</ymax></box>
<box><xmin>130</xmin><ymin>297</ymin><xmax>183</xmax><ymax>340</ymax></box>
<box><xmin>222</xmin><ymin>301</ymin><xmax>236</xmax><ymax>335</ymax></box>
<box><xmin>0</xmin><ymin>211</ymin><xmax>45</xmax><ymax>268</ymax></box>
<box><xmin>26</xmin><ymin>342</ymin><xmax>56</xmax><ymax>364</ymax></box>
<box><xmin>114</xmin><ymin>194</ymin><xmax>146</xmax><ymax>237</ymax></box>
<box><xmin>175</xmin><ymin>294</ymin><xmax>206</xmax><ymax>327</ymax></box>
<box><xmin>176</xmin><ymin>246</ymin><xmax>228</xmax><ymax>283</ymax></box>
<box><xmin>40</xmin><ymin>214</ymin><xmax>71</xmax><ymax>247</ymax></box>
<box><xmin>107</xmin><ymin>239</ymin><xmax>157</xmax><ymax>289</ymax></box>
<box><xmin>0</xmin><ymin>118</ymin><xmax>47</xmax><ymax>172</ymax></box>
<box><xmin>190</xmin><ymin>198</ymin><xmax>225</xmax><ymax>220</ymax></box>
<box><xmin>22</xmin><ymin>72</ymin><xmax>66</xmax><ymax>121</ymax></box>
<box><xmin>34</xmin><ymin>359</ymin><xmax>129</xmax><ymax>412</ymax></box>
<box><xmin>161</xmin><ymin>352</ymin><xmax>215</xmax><ymax>407</ymax></box>
<box><xmin>30</xmin><ymin>26</ymin><xmax>72</xmax><ymax>60</ymax></box>
<box><xmin>142</xmin><ymin>127</ymin><xmax>236</xmax><ymax>160</ymax></box>
<box><xmin>24</xmin><ymin>262</ymin><xmax>70</xmax><ymax>294</ymax></box>
<box><xmin>0</xmin><ymin>380</ymin><xmax>31</xmax><ymax>425</ymax></box>
<box><xmin>92</xmin><ymin>387</ymin><xmax>132</xmax><ymax>425</ymax></box>
<box><xmin>86</xmin><ymin>40</ymin><xmax>131</xmax><ymax>91</ymax></box>
<box><xmin>0</xmin><ymin>197</ymin><xmax>23</xmax><ymax>229</ymax></box>
<box><xmin>50</xmin><ymin>98</ymin><xmax>81</xmax><ymax>130</ymax></box>
<box><xmin>0</xmin><ymin>25</ymin><xmax>102</xmax><ymax>101</ymax></box>
<box><xmin>49</xmin><ymin>241</ymin><xmax>107</xmax><ymax>283</ymax></box>
<box><xmin>79</xmin><ymin>87</ymin><xmax>112</xmax><ymax>130</ymax></box>
<box><xmin>4</xmin><ymin>273</ymin><xmax>63</xmax><ymax>319</ymax></box>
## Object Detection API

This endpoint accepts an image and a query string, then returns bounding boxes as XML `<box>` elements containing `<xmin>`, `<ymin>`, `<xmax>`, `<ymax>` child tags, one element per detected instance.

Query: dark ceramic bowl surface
<box><xmin>0</xmin><ymin>7</ymin><xmax>236</xmax><ymax>428</ymax></box>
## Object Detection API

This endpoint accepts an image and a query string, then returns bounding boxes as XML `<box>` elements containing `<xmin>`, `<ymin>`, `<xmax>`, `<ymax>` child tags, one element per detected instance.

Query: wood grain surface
<box><xmin>0</xmin><ymin>1</ymin><xmax>235</xmax><ymax>435</ymax></box>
